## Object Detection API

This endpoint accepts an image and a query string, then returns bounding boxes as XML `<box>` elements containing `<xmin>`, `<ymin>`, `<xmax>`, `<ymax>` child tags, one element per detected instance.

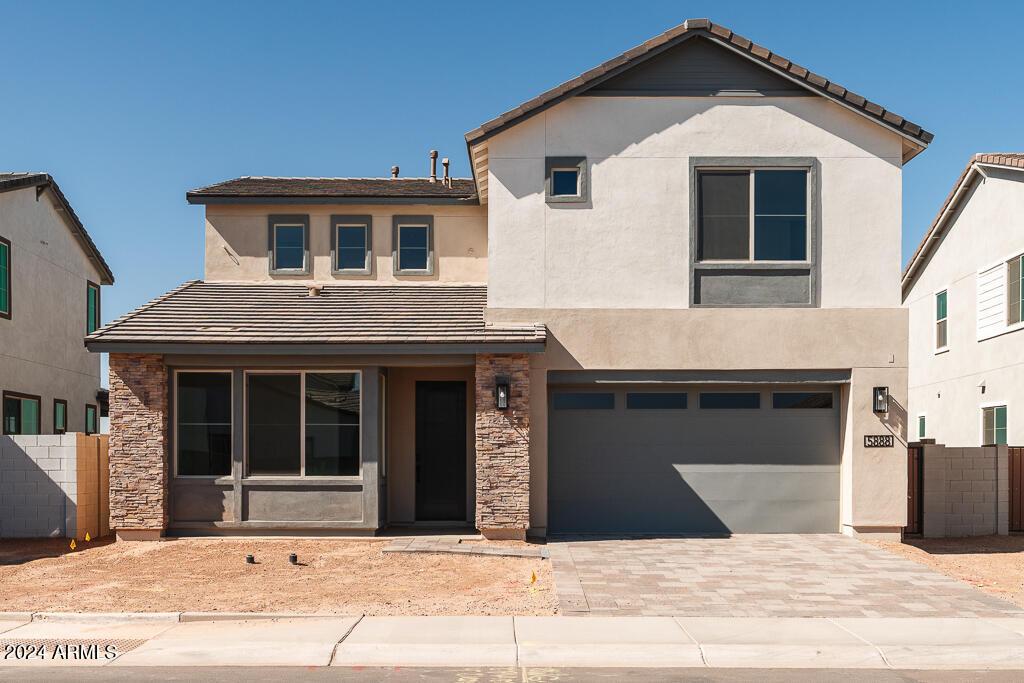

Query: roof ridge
<box><xmin>88</xmin><ymin>280</ymin><xmax>200</xmax><ymax>339</ymax></box>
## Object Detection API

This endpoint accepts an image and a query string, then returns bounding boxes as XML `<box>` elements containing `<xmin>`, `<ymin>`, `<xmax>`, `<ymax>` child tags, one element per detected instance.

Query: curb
<box><xmin>179</xmin><ymin>612</ymin><xmax>350</xmax><ymax>622</ymax></box>
<box><xmin>0</xmin><ymin>611</ymin><xmax>359</xmax><ymax>624</ymax></box>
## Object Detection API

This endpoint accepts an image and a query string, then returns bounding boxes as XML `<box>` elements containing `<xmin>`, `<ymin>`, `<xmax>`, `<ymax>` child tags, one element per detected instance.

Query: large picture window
<box><xmin>697</xmin><ymin>169</ymin><xmax>808</xmax><ymax>262</ymax></box>
<box><xmin>176</xmin><ymin>372</ymin><xmax>232</xmax><ymax>476</ymax></box>
<box><xmin>247</xmin><ymin>371</ymin><xmax>361</xmax><ymax>477</ymax></box>
<box><xmin>2</xmin><ymin>391</ymin><xmax>40</xmax><ymax>435</ymax></box>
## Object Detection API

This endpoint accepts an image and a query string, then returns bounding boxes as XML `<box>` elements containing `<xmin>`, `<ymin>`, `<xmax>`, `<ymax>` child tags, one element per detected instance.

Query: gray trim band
<box><xmin>547</xmin><ymin>370</ymin><xmax>851</xmax><ymax>385</ymax></box>
<box><xmin>87</xmin><ymin>341</ymin><xmax>545</xmax><ymax>355</ymax></box>
<box><xmin>190</xmin><ymin>196</ymin><xmax>478</xmax><ymax>206</ymax></box>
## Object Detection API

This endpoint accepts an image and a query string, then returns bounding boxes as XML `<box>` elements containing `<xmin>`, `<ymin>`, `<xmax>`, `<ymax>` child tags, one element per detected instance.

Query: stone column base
<box><xmin>480</xmin><ymin>527</ymin><xmax>526</xmax><ymax>541</ymax></box>
<box><xmin>116</xmin><ymin>528</ymin><xmax>165</xmax><ymax>542</ymax></box>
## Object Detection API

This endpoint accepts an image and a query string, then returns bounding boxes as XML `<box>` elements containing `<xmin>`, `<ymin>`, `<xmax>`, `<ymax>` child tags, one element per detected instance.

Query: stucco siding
<box><xmin>204</xmin><ymin>203</ymin><xmax>487</xmax><ymax>283</ymax></box>
<box><xmin>486</xmin><ymin>96</ymin><xmax>904</xmax><ymax>310</ymax></box>
<box><xmin>0</xmin><ymin>186</ymin><xmax>105</xmax><ymax>433</ymax></box>
<box><xmin>906</xmin><ymin>170</ymin><xmax>1024</xmax><ymax>446</ymax></box>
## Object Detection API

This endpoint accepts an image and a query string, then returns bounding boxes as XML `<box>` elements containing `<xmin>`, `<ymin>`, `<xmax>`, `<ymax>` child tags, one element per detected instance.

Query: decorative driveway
<box><xmin>548</xmin><ymin>534</ymin><xmax>1023</xmax><ymax>618</ymax></box>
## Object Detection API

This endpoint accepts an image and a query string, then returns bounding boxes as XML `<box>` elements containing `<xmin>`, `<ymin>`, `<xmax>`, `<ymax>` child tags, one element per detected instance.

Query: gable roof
<box><xmin>187</xmin><ymin>176</ymin><xmax>478</xmax><ymax>205</ymax></box>
<box><xmin>85</xmin><ymin>281</ymin><xmax>545</xmax><ymax>352</ymax></box>
<box><xmin>0</xmin><ymin>173</ymin><xmax>114</xmax><ymax>285</ymax></box>
<box><xmin>902</xmin><ymin>153</ymin><xmax>1024</xmax><ymax>295</ymax></box>
<box><xmin>465</xmin><ymin>18</ymin><xmax>933</xmax><ymax>194</ymax></box>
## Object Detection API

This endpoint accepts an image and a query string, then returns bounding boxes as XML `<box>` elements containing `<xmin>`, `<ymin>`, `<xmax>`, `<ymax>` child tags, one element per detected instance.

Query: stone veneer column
<box><xmin>108</xmin><ymin>353</ymin><xmax>168</xmax><ymax>540</ymax></box>
<box><xmin>474</xmin><ymin>353</ymin><xmax>530</xmax><ymax>540</ymax></box>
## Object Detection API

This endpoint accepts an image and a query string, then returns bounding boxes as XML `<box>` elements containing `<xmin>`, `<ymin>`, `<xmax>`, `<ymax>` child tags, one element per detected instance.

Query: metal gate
<box><xmin>906</xmin><ymin>445</ymin><xmax>923</xmax><ymax>535</ymax></box>
<box><xmin>1010</xmin><ymin>447</ymin><xmax>1024</xmax><ymax>533</ymax></box>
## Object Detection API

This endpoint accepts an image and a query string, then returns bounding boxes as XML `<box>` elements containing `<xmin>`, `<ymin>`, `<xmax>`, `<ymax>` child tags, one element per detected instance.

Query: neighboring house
<box><xmin>0</xmin><ymin>173</ymin><xmax>114</xmax><ymax>437</ymax></box>
<box><xmin>87</xmin><ymin>18</ymin><xmax>932</xmax><ymax>541</ymax></box>
<box><xmin>903</xmin><ymin>153</ymin><xmax>1024</xmax><ymax>447</ymax></box>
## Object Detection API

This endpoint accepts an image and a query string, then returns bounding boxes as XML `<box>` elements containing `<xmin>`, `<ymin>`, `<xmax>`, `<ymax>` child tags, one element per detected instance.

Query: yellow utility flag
<box><xmin>69</xmin><ymin>539</ymin><xmax>76</xmax><ymax>550</ymax></box>
<box><xmin>85</xmin><ymin>532</ymin><xmax>91</xmax><ymax>542</ymax></box>
<box><xmin>531</xmin><ymin>571</ymin><xmax>537</xmax><ymax>585</ymax></box>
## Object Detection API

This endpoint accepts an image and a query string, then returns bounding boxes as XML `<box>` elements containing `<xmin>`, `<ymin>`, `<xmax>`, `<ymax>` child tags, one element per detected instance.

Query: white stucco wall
<box><xmin>0</xmin><ymin>185</ymin><xmax>106</xmax><ymax>434</ymax></box>
<box><xmin>485</xmin><ymin>96</ymin><xmax>904</xmax><ymax>309</ymax></box>
<box><xmin>906</xmin><ymin>168</ymin><xmax>1024</xmax><ymax>447</ymax></box>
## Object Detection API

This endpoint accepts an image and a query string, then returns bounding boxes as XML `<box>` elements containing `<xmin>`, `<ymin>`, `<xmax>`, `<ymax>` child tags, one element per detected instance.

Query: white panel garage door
<box><xmin>548</xmin><ymin>384</ymin><xmax>841</xmax><ymax>534</ymax></box>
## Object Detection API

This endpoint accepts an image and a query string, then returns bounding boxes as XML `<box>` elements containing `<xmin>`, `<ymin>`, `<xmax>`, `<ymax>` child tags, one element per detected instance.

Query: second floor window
<box><xmin>87</xmin><ymin>282</ymin><xmax>101</xmax><ymax>334</ymax></box>
<box><xmin>85</xmin><ymin>404</ymin><xmax>98</xmax><ymax>435</ymax></box>
<box><xmin>982</xmin><ymin>405</ymin><xmax>1007</xmax><ymax>446</ymax></box>
<box><xmin>332</xmin><ymin>215</ymin><xmax>372</xmax><ymax>274</ymax></box>
<box><xmin>0</xmin><ymin>235</ymin><xmax>10</xmax><ymax>319</ymax></box>
<box><xmin>393</xmin><ymin>216</ymin><xmax>434</xmax><ymax>274</ymax></box>
<box><xmin>3</xmin><ymin>392</ymin><xmax>40</xmax><ymax>435</ymax></box>
<box><xmin>935</xmin><ymin>290</ymin><xmax>948</xmax><ymax>350</ymax></box>
<box><xmin>268</xmin><ymin>215</ymin><xmax>309</xmax><ymax>274</ymax></box>
<box><xmin>698</xmin><ymin>169</ymin><xmax>808</xmax><ymax>262</ymax></box>
<box><xmin>1009</xmin><ymin>254</ymin><xmax>1022</xmax><ymax>326</ymax></box>
<box><xmin>54</xmin><ymin>399</ymin><xmax>67</xmax><ymax>434</ymax></box>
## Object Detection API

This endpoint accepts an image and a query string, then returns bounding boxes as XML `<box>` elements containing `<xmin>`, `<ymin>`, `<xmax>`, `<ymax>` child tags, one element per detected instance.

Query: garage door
<box><xmin>548</xmin><ymin>384</ymin><xmax>840</xmax><ymax>534</ymax></box>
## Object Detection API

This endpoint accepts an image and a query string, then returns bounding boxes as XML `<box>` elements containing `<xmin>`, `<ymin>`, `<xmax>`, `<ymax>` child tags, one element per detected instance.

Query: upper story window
<box><xmin>3</xmin><ymin>391</ymin><xmax>40</xmax><ymax>435</ymax></box>
<box><xmin>982</xmin><ymin>405</ymin><xmax>1007</xmax><ymax>446</ymax></box>
<box><xmin>545</xmin><ymin>157</ymin><xmax>588</xmax><ymax>204</ymax></box>
<box><xmin>697</xmin><ymin>169</ymin><xmax>808</xmax><ymax>262</ymax></box>
<box><xmin>268</xmin><ymin>215</ymin><xmax>309</xmax><ymax>274</ymax></box>
<box><xmin>332</xmin><ymin>215</ymin><xmax>372</xmax><ymax>275</ymax></box>
<box><xmin>86</xmin><ymin>281</ymin><xmax>101</xmax><ymax>334</ymax></box>
<box><xmin>1008</xmin><ymin>254</ymin><xmax>1022</xmax><ymax>326</ymax></box>
<box><xmin>85</xmin><ymin>403</ymin><xmax>98</xmax><ymax>435</ymax></box>
<box><xmin>392</xmin><ymin>216</ymin><xmax>434</xmax><ymax>275</ymax></box>
<box><xmin>0</xmin><ymin>235</ymin><xmax>10</xmax><ymax>320</ymax></box>
<box><xmin>935</xmin><ymin>289</ymin><xmax>948</xmax><ymax>351</ymax></box>
<box><xmin>54</xmin><ymin>399</ymin><xmax>67</xmax><ymax>435</ymax></box>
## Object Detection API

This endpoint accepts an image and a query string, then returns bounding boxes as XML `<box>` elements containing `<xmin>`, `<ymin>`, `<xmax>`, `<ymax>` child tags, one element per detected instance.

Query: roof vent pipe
<box><xmin>391</xmin><ymin>165</ymin><xmax>399</xmax><ymax>179</ymax></box>
<box><xmin>307</xmin><ymin>284</ymin><xmax>323</xmax><ymax>297</ymax></box>
<box><xmin>429</xmin><ymin>150</ymin><xmax>438</xmax><ymax>182</ymax></box>
<box><xmin>442</xmin><ymin>158</ymin><xmax>450</xmax><ymax>187</ymax></box>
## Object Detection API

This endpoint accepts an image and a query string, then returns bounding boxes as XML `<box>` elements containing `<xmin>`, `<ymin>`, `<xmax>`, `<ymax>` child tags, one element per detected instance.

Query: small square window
<box><xmin>545</xmin><ymin>157</ymin><xmax>588</xmax><ymax>204</ymax></box>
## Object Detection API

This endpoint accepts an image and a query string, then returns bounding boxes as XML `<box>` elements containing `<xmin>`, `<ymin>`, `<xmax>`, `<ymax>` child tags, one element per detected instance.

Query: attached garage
<box><xmin>548</xmin><ymin>380</ymin><xmax>841</xmax><ymax>534</ymax></box>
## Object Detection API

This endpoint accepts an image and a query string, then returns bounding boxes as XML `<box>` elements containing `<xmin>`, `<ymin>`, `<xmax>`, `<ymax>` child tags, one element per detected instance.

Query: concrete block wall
<box><xmin>921</xmin><ymin>444</ymin><xmax>1008</xmax><ymax>538</ymax></box>
<box><xmin>0</xmin><ymin>434</ymin><xmax>78</xmax><ymax>538</ymax></box>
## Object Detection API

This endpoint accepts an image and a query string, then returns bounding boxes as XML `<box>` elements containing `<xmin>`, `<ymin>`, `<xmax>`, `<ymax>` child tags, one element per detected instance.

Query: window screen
<box><xmin>698</xmin><ymin>172</ymin><xmax>749</xmax><ymax>260</ymax></box>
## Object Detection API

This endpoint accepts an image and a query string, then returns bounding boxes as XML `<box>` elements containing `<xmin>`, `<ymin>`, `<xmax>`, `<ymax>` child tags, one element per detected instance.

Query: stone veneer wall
<box><xmin>474</xmin><ymin>353</ymin><xmax>530</xmax><ymax>539</ymax></box>
<box><xmin>108</xmin><ymin>353</ymin><xmax>168</xmax><ymax>538</ymax></box>
<box><xmin>921</xmin><ymin>444</ymin><xmax>1008</xmax><ymax>538</ymax></box>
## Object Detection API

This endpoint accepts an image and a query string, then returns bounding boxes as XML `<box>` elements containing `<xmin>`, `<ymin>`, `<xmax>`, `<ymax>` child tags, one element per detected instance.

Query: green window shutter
<box><xmin>1010</xmin><ymin>256</ymin><xmax>1023</xmax><ymax>325</ymax></box>
<box><xmin>0</xmin><ymin>240</ymin><xmax>9</xmax><ymax>315</ymax></box>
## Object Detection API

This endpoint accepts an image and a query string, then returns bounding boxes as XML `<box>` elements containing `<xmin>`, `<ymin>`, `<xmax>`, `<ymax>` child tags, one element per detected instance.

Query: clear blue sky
<box><xmin>2</xmin><ymin>1</ymin><xmax>1022</xmax><ymax>331</ymax></box>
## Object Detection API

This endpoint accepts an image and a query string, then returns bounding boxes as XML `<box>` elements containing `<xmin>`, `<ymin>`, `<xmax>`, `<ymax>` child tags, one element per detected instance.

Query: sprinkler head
<box><xmin>245</xmin><ymin>554</ymin><xmax>255</xmax><ymax>564</ymax></box>
<box><xmin>288</xmin><ymin>553</ymin><xmax>298</xmax><ymax>565</ymax></box>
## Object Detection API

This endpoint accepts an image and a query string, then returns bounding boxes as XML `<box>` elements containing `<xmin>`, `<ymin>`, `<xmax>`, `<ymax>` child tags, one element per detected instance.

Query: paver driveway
<box><xmin>548</xmin><ymin>534</ymin><xmax>1023</xmax><ymax>617</ymax></box>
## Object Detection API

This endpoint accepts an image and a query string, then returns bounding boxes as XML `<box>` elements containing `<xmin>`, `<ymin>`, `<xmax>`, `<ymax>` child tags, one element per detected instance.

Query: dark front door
<box><xmin>415</xmin><ymin>381</ymin><xmax>467</xmax><ymax>522</ymax></box>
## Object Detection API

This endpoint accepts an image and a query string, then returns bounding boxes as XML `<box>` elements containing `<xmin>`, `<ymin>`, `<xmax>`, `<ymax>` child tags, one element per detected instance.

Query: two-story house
<box><xmin>903</xmin><ymin>154</ymin><xmax>1024</xmax><ymax>447</ymax></box>
<box><xmin>87</xmin><ymin>18</ymin><xmax>932</xmax><ymax>541</ymax></box>
<box><xmin>1</xmin><ymin>173</ymin><xmax>114</xmax><ymax>437</ymax></box>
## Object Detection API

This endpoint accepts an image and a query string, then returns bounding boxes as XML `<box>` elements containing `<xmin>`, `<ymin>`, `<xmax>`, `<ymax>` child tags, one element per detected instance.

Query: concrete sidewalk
<box><xmin>1</xmin><ymin>613</ymin><xmax>1024</xmax><ymax>670</ymax></box>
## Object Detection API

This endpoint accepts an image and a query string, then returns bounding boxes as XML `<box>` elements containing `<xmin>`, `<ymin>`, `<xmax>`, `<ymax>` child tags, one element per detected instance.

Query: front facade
<box><xmin>89</xmin><ymin>18</ymin><xmax>931</xmax><ymax>540</ymax></box>
<box><xmin>1</xmin><ymin>173</ymin><xmax>114</xmax><ymax>438</ymax></box>
<box><xmin>904</xmin><ymin>153</ymin><xmax>1024</xmax><ymax>448</ymax></box>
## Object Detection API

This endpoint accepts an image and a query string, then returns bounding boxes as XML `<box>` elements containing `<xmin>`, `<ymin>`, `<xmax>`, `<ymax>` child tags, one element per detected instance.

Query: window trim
<box><xmin>0</xmin><ymin>234</ymin><xmax>10</xmax><ymax>320</ymax></box>
<box><xmin>86</xmin><ymin>280</ymin><xmax>101</xmax><ymax>335</ymax></box>
<box><xmin>981</xmin><ymin>402</ymin><xmax>1008</xmax><ymax>447</ymax></box>
<box><xmin>935</xmin><ymin>288</ymin><xmax>949</xmax><ymax>353</ymax></box>
<box><xmin>689</xmin><ymin>157</ymin><xmax>820</xmax><ymax>309</ymax></box>
<box><xmin>545</xmin><ymin>157</ymin><xmax>588</xmax><ymax>204</ymax></box>
<box><xmin>267</xmin><ymin>214</ymin><xmax>310</xmax><ymax>275</ymax></box>
<box><xmin>53</xmin><ymin>398</ymin><xmax>68</xmax><ymax>435</ymax></box>
<box><xmin>331</xmin><ymin>215</ymin><xmax>373</xmax><ymax>275</ymax></box>
<box><xmin>243</xmin><ymin>369</ymin><xmax>363</xmax><ymax>480</ymax></box>
<box><xmin>173</xmin><ymin>370</ymin><xmax>234</xmax><ymax>479</ymax></box>
<box><xmin>84</xmin><ymin>403</ymin><xmax>98</xmax><ymax>435</ymax></box>
<box><xmin>391</xmin><ymin>216</ymin><xmax>434</xmax><ymax>275</ymax></box>
<box><xmin>2</xmin><ymin>390</ymin><xmax>41</xmax><ymax>435</ymax></box>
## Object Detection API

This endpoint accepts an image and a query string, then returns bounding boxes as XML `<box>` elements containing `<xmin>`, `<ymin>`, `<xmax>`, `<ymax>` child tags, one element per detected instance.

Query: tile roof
<box><xmin>902</xmin><ymin>153</ymin><xmax>1024</xmax><ymax>293</ymax></box>
<box><xmin>465</xmin><ymin>18</ymin><xmax>933</xmax><ymax>155</ymax></box>
<box><xmin>85</xmin><ymin>281</ymin><xmax>545</xmax><ymax>348</ymax></box>
<box><xmin>0</xmin><ymin>173</ymin><xmax>114</xmax><ymax>284</ymax></box>
<box><xmin>187</xmin><ymin>177</ymin><xmax>478</xmax><ymax>204</ymax></box>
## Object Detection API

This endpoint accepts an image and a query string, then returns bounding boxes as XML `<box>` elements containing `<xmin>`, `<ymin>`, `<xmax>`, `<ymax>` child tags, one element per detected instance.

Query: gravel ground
<box><xmin>873</xmin><ymin>535</ymin><xmax>1024</xmax><ymax>608</ymax></box>
<box><xmin>0</xmin><ymin>537</ymin><xmax>555</xmax><ymax>615</ymax></box>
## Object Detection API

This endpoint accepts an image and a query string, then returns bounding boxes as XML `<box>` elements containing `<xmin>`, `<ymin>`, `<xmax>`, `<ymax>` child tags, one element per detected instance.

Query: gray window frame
<box><xmin>331</xmin><ymin>214</ymin><xmax>372</xmax><ymax>275</ymax></box>
<box><xmin>267</xmin><ymin>214</ymin><xmax>310</xmax><ymax>275</ymax></box>
<box><xmin>545</xmin><ymin>157</ymin><xmax>588</xmax><ymax>204</ymax></box>
<box><xmin>689</xmin><ymin>157</ymin><xmax>820</xmax><ymax>308</ymax></box>
<box><xmin>392</xmin><ymin>215</ymin><xmax>434</xmax><ymax>275</ymax></box>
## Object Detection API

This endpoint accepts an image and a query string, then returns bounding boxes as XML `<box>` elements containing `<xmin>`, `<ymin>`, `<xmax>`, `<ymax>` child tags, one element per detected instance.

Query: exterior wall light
<box><xmin>495</xmin><ymin>375</ymin><xmax>510</xmax><ymax>410</ymax></box>
<box><xmin>872</xmin><ymin>386</ymin><xmax>889</xmax><ymax>414</ymax></box>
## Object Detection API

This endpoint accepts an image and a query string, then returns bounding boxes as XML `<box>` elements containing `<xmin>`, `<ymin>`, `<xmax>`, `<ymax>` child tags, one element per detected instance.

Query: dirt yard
<box><xmin>873</xmin><ymin>535</ymin><xmax>1024</xmax><ymax>608</ymax></box>
<box><xmin>0</xmin><ymin>537</ymin><xmax>555</xmax><ymax>615</ymax></box>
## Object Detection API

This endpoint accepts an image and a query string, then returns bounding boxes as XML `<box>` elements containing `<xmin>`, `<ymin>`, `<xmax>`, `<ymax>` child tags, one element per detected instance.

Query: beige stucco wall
<box><xmin>485</xmin><ymin>307</ymin><xmax>909</xmax><ymax>536</ymax></box>
<box><xmin>906</xmin><ymin>169</ymin><xmax>1024</xmax><ymax>447</ymax></box>
<box><xmin>0</xmin><ymin>186</ymin><xmax>106</xmax><ymax>433</ymax></box>
<box><xmin>385</xmin><ymin>366</ymin><xmax>476</xmax><ymax>524</ymax></box>
<box><xmin>204</xmin><ymin>203</ymin><xmax>487</xmax><ymax>283</ymax></box>
<box><xmin>485</xmin><ymin>96</ymin><xmax>904</xmax><ymax>309</ymax></box>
